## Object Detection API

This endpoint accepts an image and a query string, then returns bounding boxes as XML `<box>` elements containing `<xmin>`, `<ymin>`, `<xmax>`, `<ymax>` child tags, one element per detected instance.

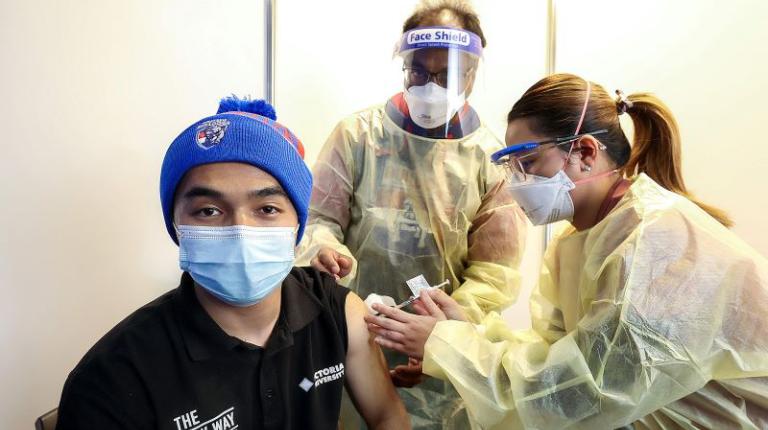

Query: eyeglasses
<box><xmin>491</xmin><ymin>129</ymin><xmax>609</xmax><ymax>181</ymax></box>
<box><xmin>402</xmin><ymin>66</ymin><xmax>474</xmax><ymax>88</ymax></box>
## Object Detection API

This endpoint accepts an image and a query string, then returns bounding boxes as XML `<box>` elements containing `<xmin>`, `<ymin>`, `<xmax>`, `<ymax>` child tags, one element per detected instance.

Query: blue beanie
<box><xmin>160</xmin><ymin>96</ymin><xmax>312</xmax><ymax>244</ymax></box>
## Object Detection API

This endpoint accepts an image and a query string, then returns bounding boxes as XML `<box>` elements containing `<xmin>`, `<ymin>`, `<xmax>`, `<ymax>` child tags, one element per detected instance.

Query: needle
<box><xmin>373</xmin><ymin>279</ymin><xmax>450</xmax><ymax>316</ymax></box>
<box><xmin>394</xmin><ymin>279</ymin><xmax>450</xmax><ymax>309</ymax></box>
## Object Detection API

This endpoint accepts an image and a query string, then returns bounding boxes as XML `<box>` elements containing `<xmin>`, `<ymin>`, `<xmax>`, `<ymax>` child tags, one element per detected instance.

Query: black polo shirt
<box><xmin>57</xmin><ymin>267</ymin><xmax>350</xmax><ymax>430</ymax></box>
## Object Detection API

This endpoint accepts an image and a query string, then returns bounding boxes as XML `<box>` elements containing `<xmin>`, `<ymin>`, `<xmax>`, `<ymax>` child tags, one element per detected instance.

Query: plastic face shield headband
<box><xmin>396</xmin><ymin>26</ymin><xmax>482</xmax><ymax>89</ymax></box>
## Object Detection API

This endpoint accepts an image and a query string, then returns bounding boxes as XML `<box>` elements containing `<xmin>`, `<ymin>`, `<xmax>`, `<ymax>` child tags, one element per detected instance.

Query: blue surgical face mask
<box><xmin>176</xmin><ymin>225</ymin><xmax>296</xmax><ymax>307</ymax></box>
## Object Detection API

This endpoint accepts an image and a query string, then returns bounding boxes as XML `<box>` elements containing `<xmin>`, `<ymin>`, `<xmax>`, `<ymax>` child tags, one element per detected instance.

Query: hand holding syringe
<box><xmin>391</xmin><ymin>279</ymin><xmax>450</xmax><ymax>310</ymax></box>
<box><xmin>364</xmin><ymin>278</ymin><xmax>468</xmax><ymax>360</ymax></box>
<box><xmin>368</xmin><ymin>279</ymin><xmax>450</xmax><ymax>316</ymax></box>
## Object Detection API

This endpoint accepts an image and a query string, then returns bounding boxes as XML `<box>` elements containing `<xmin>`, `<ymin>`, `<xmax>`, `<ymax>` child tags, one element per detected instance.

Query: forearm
<box><xmin>423</xmin><ymin>312</ymin><xmax>709</xmax><ymax>430</ymax></box>
<box><xmin>458</xmin><ymin>185</ymin><xmax>528</xmax><ymax>322</ymax></box>
<box><xmin>366</xmin><ymin>409</ymin><xmax>411</xmax><ymax>430</ymax></box>
<box><xmin>452</xmin><ymin>261</ymin><xmax>522</xmax><ymax>323</ymax></box>
<box><xmin>422</xmin><ymin>317</ymin><xmax>523</xmax><ymax>428</ymax></box>
<box><xmin>296</xmin><ymin>121</ymin><xmax>356</xmax><ymax>264</ymax></box>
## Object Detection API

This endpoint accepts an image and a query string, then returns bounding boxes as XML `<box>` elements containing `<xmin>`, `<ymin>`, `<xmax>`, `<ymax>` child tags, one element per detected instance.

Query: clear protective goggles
<box><xmin>395</xmin><ymin>26</ymin><xmax>482</xmax><ymax>93</ymax></box>
<box><xmin>491</xmin><ymin>129</ymin><xmax>608</xmax><ymax>182</ymax></box>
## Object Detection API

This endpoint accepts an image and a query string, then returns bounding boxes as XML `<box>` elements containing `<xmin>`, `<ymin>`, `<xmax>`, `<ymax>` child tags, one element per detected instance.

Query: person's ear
<box><xmin>573</xmin><ymin>135</ymin><xmax>600</xmax><ymax>172</ymax></box>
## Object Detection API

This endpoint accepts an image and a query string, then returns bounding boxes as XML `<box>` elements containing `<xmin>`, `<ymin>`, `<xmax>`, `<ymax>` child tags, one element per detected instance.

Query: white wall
<box><xmin>0</xmin><ymin>1</ymin><xmax>265</xmax><ymax>428</ymax></box>
<box><xmin>555</xmin><ymin>0</ymin><xmax>768</xmax><ymax>255</ymax></box>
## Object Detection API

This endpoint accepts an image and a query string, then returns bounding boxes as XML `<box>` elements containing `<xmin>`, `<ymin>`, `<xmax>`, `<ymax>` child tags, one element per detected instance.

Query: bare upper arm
<box><xmin>343</xmin><ymin>292</ymin><xmax>410</xmax><ymax>429</ymax></box>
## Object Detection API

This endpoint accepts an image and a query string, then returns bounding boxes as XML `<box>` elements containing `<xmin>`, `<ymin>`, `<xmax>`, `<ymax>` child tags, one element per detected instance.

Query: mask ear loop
<box><xmin>574</xmin><ymin>80</ymin><xmax>591</xmax><ymax>135</ymax></box>
<box><xmin>564</xmin><ymin>80</ymin><xmax>592</xmax><ymax>168</ymax></box>
<box><xmin>568</xmin><ymin>80</ymin><xmax>621</xmax><ymax>185</ymax></box>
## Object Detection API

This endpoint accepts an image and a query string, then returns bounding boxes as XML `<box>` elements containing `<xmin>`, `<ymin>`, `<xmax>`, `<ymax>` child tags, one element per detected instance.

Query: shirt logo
<box><xmin>298</xmin><ymin>362</ymin><xmax>345</xmax><ymax>392</ymax></box>
<box><xmin>172</xmin><ymin>407</ymin><xmax>237</xmax><ymax>430</ymax></box>
<box><xmin>195</xmin><ymin>119</ymin><xmax>230</xmax><ymax>149</ymax></box>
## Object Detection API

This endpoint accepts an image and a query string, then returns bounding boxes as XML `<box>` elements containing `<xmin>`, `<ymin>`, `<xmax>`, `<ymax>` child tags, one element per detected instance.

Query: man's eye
<box><xmin>260</xmin><ymin>205</ymin><xmax>279</xmax><ymax>215</ymax></box>
<box><xmin>196</xmin><ymin>207</ymin><xmax>221</xmax><ymax>217</ymax></box>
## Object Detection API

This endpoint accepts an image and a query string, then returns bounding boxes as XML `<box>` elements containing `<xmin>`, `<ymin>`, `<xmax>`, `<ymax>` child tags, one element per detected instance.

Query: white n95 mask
<box><xmin>507</xmin><ymin>170</ymin><xmax>576</xmax><ymax>225</ymax></box>
<box><xmin>403</xmin><ymin>82</ymin><xmax>466</xmax><ymax>129</ymax></box>
<box><xmin>177</xmin><ymin>225</ymin><xmax>296</xmax><ymax>307</ymax></box>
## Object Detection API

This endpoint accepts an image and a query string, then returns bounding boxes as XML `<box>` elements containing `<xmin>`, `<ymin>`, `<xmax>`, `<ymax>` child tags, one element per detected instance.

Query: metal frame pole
<box><xmin>544</xmin><ymin>0</ymin><xmax>557</xmax><ymax>247</ymax></box>
<box><xmin>264</xmin><ymin>0</ymin><xmax>276</xmax><ymax>105</ymax></box>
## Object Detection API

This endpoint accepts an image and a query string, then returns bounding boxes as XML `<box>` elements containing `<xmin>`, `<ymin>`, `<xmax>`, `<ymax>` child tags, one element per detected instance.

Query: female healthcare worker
<box><xmin>295</xmin><ymin>2</ymin><xmax>527</xmax><ymax>429</ymax></box>
<box><xmin>366</xmin><ymin>73</ymin><xmax>768</xmax><ymax>429</ymax></box>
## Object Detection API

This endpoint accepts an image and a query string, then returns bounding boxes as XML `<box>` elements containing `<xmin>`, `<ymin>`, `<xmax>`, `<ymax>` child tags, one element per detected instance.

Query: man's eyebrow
<box><xmin>181</xmin><ymin>186</ymin><xmax>223</xmax><ymax>200</ymax></box>
<box><xmin>249</xmin><ymin>186</ymin><xmax>288</xmax><ymax>199</ymax></box>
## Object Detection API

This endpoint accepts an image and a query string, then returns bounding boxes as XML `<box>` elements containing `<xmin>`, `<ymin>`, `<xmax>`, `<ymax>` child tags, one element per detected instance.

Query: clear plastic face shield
<box><xmin>395</xmin><ymin>27</ymin><xmax>483</xmax><ymax>133</ymax></box>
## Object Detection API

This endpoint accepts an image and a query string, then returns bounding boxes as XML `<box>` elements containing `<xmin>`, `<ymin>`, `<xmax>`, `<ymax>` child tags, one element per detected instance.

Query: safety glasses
<box><xmin>491</xmin><ymin>129</ymin><xmax>608</xmax><ymax>181</ymax></box>
<box><xmin>402</xmin><ymin>65</ymin><xmax>475</xmax><ymax>89</ymax></box>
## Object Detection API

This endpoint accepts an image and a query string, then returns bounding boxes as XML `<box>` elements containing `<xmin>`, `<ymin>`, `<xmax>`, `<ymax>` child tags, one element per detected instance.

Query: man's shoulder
<box><xmin>69</xmin><ymin>288</ymin><xmax>179</xmax><ymax>378</ymax></box>
<box><xmin>345</xmin><ymin>104</ymin><xmax>385</xmax><ymax>122</ymax></box>
<box><xmin>468</xmin><ymin>123</ymin><xmax>504</xmax><ymax>152</ymax></box>
<box><xmin>284</xmin><ymin>266</ymin><xmax>351</xmax><ymax>308</ymax></box>
<box><xmin>332</xmin><ymin>104</ymin><xmax>386</xmax><ymax>135</ymax></box>
<box><xmin>283</xmin><ymin>267</ymin><xmax>353</xmax><ymax>357</ymax></box>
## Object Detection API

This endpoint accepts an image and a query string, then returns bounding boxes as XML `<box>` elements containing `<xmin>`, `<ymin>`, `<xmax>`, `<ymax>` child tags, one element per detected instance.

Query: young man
<box><xmin>56</xmin><ymin>98</ymin><xmax>410</xmax><ymax>429</ymax></box>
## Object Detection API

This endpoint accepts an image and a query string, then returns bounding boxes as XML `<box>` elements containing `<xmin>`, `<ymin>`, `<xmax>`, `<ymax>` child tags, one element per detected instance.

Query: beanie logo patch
<box><xmin>195</xmin><ymin>119</ymin><xmax>230</xmax><ymax>149</ymax></box>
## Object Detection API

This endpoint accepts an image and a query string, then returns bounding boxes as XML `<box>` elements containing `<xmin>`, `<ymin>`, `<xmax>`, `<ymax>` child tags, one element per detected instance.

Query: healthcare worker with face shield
<box><xmin>294</xmin><ymin>2</ymin><xmax>527</xmax><ymax>429</ymax></box>
<box><xmin>366</xmin><ymin>73</ymin><xmax>768</xmax><ymax>429</ymax></box>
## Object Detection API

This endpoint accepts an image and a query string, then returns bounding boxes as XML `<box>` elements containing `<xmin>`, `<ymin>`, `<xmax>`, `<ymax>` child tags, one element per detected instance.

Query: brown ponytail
<box><xmin>624</xmin><ymin>94</ymin><xmax>733</xmax><ymax>226</ymax></box>
<box><xmin>507</xmin><ymin>73</ymin><xmax>732</xmax><ymax>227</ymax></box>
